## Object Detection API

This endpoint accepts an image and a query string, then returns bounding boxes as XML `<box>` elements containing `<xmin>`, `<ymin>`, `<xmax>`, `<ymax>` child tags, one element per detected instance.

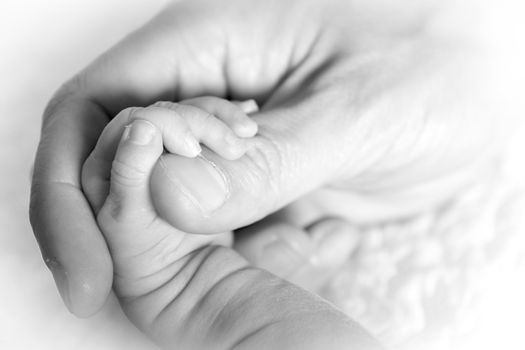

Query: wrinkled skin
<box><xmin>80</xmin><ymin>113</ymin><xmax>382</xmax><ymax>349</ymax></box>
<box><xmin>30</xmin><ymin>0</ymin><xmax>506</xmax><ymax>348</ymax></box>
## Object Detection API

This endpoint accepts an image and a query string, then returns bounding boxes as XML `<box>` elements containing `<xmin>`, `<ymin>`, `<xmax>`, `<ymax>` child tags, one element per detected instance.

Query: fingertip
<box><xmin>236</xmin><ymin>99</ymin><xmax>259</xmax><ymax>114</ymax></box>
<box><xmin>116</xmin><ymin>119</ymin><xmax>163</xmax><ymax>166</ymax></box>
<box><xmin>66</xmin><ymin>269</ymin><xmax>113</xmax><ymax>318</ymax></box>
<box><xmin>229</xmin><ymin>100</ymin><xmax>259</xmax><ymax>138</ymax></box>
<box><xmin>202</xmin><ymin>132</ymin><xmax>249</xmax><ymax>161</ymax></box>
<box><xmin>182</xmin><ymin>132</ymin><xmax>202</xmax><ymax>158</ymax></box>
<box><xmin>30</xmin><ymin>181</ymin><xmax>114</xmax><ymax>318</ymax></box>
<box><xmin>121</xmin><ymin>119</ymin><xmax>157</xmax><ymax>146</ymax></box>
<box><xmin>46</xmin><ymin>253</ymin><xmax>113</xmax><ymax>318</ymax></box>
<box><xmin>233</xmin><ymin>120</ymin><xmax>258</xmax><ymax>138</ymax></box>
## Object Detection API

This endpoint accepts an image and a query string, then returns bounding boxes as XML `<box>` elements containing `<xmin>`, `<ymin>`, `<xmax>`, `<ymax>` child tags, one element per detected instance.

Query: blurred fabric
<box><xmin>1</xmin><ymin>1</ymin><xmax>524</xmax><ymax>349</ymax></box>
<box><xmin>321</xmin><ymin>139</ymin><xmax>525</xmax><ymax>349</ymax></box>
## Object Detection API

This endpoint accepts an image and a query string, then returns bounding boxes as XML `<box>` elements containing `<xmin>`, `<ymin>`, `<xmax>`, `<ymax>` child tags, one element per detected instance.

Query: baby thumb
<box><xmin>102</xmin><ymin>119</ymin><xmax>163</xmax><ymax>224</ymax></box>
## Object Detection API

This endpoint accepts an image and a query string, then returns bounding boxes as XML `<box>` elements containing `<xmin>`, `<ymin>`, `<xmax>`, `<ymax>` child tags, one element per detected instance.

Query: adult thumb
<box><xmin>150</xmin><ymin>91</ymin><xmax>356</xmax><ymax>234</ymax></box>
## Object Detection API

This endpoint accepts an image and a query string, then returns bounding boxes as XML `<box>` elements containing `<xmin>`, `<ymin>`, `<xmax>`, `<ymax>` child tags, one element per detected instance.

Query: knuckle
<box><xmin>244</xmin><ymin>134</ymin><xmax>284</xmax><ymax>205</ymax></box>
<box><xmin>151</xmin><ymin>101</ymin><xmax>183</xmax><ymax>120</ymax></box>
<box><xmin>100</xmin><ymin>194</ymin><xmax>125</xmax><ymax>224</ymax></box>
<box><xmin>200</xmin><ymin>110</ymin><xmax>216</xmax><ymax>124</ymax></box>
<box><xmin>101</xmin><ymin>192</ymin><xmax>152</xmax><ymax>226</ymax></box>
<box><xmin>152</xmin><ymin>101</ymin><xmax>174</xmax><ymax>108</ymax></box>
<box><xmin>152</xmin><ymin>102</ymin><xmax>185</xmax><ymax>121</ymax></box>
<box><xmin>194</xmin><ymin>111</ymin><xmax>219</xmax><ymax>135</ymax></box>
<box><xmin>110</xmin><ymin>159</ymin><xmax>147</xmax><ymax>188</ymax></box>
<box><xmin>102</xmin><ymin>189</ymin><xmax>137</xmax><ymax>225</ymax></box>
<box><xmin>154</xmin><ymin>101</ymin><xmax>182</xmax><ymax>114</ymax></box>
<box><xmin>121</xmin><ymin>106</ymin><xmax>142</xmax><ymax>123</ymax></box>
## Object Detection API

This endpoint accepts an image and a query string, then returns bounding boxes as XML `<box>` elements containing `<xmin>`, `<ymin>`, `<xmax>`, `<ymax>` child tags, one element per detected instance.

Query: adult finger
<box><xmin>30</xmin><ymin>87</ymin><xmax>113</xmax><ymax>317</ymax></box>
<box><xmin>235</xmin><ymin>217</ymin><xmax>359</xmax><ymax>293</ymax></box>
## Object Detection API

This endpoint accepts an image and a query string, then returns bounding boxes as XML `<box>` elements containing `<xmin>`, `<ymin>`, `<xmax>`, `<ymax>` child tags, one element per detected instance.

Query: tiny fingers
<box><xmin>82</xmin><ymin>98</ymin><xmax>258</xmax><ymax>217</ymax></box>
<box><xmin>138</xmin><ymin>102</ymin><xmax>250</xmax><ymax>160</ymax></box>
<box><xmin>179</xmin><ymin>97</ymin><xmax>258</xmax><ymax>138</ymax></box>
<box><xmin>132</xmin><ymin>105</ymin><xmax>202</xmax><ymax>158</ymax></box>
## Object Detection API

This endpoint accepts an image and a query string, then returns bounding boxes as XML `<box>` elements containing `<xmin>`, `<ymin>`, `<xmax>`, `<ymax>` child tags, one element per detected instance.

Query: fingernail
<box><xmin>160</xmin><ymin>155</ymin><xmax>229</xmax><ymax>213</ymax></box>
<box><xmin>184</xmin><ymin>132</ymin><xmax>202</xmax><ymax>157</ymax></box>
<box><xmin>123</xmin><ymin>120</ymin><xmax>156</xmax><ymax>145</ymax></box>
<box><xmin>47</xmin><ymin>259</ymin><xmax>72</xmax><ymax>311</ymax></box>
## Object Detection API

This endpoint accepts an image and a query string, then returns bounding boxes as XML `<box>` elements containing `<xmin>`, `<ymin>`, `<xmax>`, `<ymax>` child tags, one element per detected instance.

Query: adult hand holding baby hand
<box><xmin>30</xmin><ymin>0</ymin><xmax>501</xmax><ymax>342</ymax></box>
<box><xmin>79</xmin><ymin>105</ymin><xmax>381</xmax><ymax>349</ymax></box>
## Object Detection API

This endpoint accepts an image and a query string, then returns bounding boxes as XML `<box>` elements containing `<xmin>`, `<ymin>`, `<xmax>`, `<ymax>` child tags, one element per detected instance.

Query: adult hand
<box><xmin>30</xmin><ymin>0</ymin><xmax>503</xmax><ymax>318</ymax></box>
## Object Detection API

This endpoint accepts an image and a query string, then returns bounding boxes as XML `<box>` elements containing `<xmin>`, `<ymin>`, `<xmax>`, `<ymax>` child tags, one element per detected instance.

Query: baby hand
<box><xmin>81</xmin><ymin>97</ymin><xmax>257</xmax><ymax>299</ymax></box>
<box><xmin>81</xmin><ymin>98</ymin><xmax>381</xmax><ymax>350</ymax></box>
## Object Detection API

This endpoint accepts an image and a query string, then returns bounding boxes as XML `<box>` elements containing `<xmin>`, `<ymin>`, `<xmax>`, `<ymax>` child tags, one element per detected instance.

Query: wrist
<box><xmin>117</xmin><ymin>245</ymin><xmax>382</xmax><ymax>350</ymax></box>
